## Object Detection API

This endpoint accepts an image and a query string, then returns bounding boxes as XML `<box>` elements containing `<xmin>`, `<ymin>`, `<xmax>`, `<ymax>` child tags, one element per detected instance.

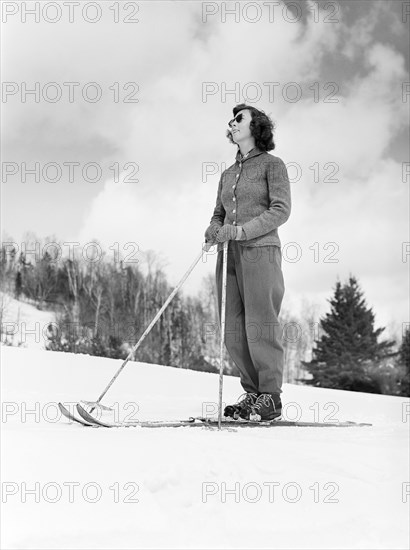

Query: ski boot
<box><xmin>224</xmin><ymin>392</ymin><xmax>258</xmax><ymax>420</ymax></box>
<box><xmin>249</xmin><ymin>393</ymin><xmax>282</xmax><ymax>421</ymax></box>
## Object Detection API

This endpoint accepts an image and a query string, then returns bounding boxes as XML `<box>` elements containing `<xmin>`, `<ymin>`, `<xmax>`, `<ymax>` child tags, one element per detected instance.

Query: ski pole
<box><xmin>89</xmin><ymin>242</ymin><xmax>213</xmax><ymax>412</ymax></box>
<box><xmin>218</xmin><ymin>240</ymin><xmax>228</xmax><ymax>430</ymax></box>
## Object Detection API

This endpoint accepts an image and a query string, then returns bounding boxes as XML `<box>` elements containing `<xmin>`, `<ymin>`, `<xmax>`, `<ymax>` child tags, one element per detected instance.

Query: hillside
<box><xmin>0</xmin><ymin>292</ymin><xmax>55</xmax><ymax>349</ymax></box>
<box><xmin>1</xmin><ymin>346</ymin><xmax>409</xmax><ymax>549</ymax></box>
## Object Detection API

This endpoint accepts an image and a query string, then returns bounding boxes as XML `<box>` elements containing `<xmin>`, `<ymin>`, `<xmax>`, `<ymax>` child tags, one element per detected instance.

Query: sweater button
<box><xmin>233</xmin><ymin>209</ymin><xmax>236</xmax><ymax>213</ymax></box>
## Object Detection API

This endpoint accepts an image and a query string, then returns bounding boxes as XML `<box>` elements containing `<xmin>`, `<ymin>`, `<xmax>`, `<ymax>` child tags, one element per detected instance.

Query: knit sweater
<box><xmin>210</xmin><ymin>146</ymin><xmax>291</xmax><ymax>249</ymax></box>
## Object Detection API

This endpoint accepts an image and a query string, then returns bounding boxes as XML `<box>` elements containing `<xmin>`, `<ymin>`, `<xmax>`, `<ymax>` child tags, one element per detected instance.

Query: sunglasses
<box><xmin>228</xmin><ymin>113</ymin><xmax>244</xmax><ymax>128</ymax></box>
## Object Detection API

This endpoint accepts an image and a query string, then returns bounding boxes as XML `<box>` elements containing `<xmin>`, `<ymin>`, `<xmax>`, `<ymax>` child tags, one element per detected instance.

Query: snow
<box><xmin>0</xmin><ymin>292</ymin><xmax>55</xmax><ymax>349</ymax></box>
<box><xmin>1</xmin><ymin>345</ymin><xmax>409</xmax><ymax>549</ymax></box>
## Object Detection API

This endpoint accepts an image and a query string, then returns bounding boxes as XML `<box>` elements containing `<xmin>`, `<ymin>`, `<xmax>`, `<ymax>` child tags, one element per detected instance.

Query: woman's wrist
<box><xmin>235</xmin><ymin>226</ymin><xmax>246</xmax><ymax>241</ymax></box>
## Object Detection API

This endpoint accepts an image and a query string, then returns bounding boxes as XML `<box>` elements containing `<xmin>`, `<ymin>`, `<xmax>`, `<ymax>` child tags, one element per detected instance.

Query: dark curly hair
<box><xmin>226</xmin><ymin>103</ymin><xmax>276</xmax><ymax>152</ymax></box>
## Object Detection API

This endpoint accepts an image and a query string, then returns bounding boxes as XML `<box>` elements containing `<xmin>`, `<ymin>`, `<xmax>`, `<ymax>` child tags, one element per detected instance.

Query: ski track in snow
<box><xmin>1</xmin><ymin>346</ymin><xmax>409</xmax><ymax>549</ymax></box>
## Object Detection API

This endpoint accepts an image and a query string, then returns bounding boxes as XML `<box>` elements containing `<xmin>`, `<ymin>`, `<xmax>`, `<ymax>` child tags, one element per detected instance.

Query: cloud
<box><xmin>4</xmin><ymin>0</ymin><xmax>408</xmax><ymax>328</ymax></box>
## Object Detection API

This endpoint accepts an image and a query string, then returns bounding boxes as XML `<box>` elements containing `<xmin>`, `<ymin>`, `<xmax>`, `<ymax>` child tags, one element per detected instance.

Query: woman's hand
<box><xmin>216</xmin><ymin>224</ymin><xmax>244</xmax><ymax>242</ymax></box>
<box><xmin>204</xmin><ymin>222</ymin><xmax>221</xmax><ymax>243</ymax></box>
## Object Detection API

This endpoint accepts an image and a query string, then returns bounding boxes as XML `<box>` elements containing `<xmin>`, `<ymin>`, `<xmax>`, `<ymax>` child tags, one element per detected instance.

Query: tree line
<box><xmin>0</xmin><ymin>235</ymin><xmax>408</xmax><ymax>395</ymax></box>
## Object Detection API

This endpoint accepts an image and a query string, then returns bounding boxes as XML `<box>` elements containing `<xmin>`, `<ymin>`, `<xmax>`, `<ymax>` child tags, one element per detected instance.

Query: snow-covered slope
<box><xmin>1</xmin><ymin>346</ymin><xmax>409</xmax><ymax>549</ymax></box>
<box><xmin>0</xmin><ymin>293</ymin><xmax>55</xmax><ymax>349</ymax></box>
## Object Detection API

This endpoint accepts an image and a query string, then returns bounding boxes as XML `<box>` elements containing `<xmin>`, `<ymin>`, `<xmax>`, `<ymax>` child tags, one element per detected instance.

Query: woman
<box><xmin>204</xmin><ymin>104</ymin><xmax>291</xmax><ymax>421</ymax></box>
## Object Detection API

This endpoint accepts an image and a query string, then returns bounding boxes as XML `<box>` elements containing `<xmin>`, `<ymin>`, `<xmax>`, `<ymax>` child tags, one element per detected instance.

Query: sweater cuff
<box><xmin>235</xmin><ymin>226</ymin><xmax>246</xmax><ymax>241</ymax></box>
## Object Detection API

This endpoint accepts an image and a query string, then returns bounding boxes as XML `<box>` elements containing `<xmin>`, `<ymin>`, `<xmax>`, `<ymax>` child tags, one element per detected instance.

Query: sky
<box><xmin>1</xmin><ymin>0</ymin><xmax>409</xmax><ymax>338</ymax></box>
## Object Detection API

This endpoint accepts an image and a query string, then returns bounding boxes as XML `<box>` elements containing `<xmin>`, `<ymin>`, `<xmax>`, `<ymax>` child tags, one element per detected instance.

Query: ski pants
<box><xmin>215</xmin><ymin>241</ymin><xmax>285</xmax><ymax>395</ymax></box>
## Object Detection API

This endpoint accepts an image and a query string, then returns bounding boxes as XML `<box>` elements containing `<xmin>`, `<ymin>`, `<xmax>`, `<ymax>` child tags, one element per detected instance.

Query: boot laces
<box><xmin>236</xmin><ymin>392</ymin><xmax>257</xmax><ymax>406</ymax></box>
<box><xmin>252</xmin><ymin>394</ymin><xmax>275</xmax><ymax>412</ymax></box>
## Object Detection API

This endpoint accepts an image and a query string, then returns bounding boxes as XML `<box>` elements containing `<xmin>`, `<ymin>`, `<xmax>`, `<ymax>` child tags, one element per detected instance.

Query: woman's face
<box><xmin>229</xmin><ymin>109</ymin><xmax>252</xmax><ymax>143</ymax></box>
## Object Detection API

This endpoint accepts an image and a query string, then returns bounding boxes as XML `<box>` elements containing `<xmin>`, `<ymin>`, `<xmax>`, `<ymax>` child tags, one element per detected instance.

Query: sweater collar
<box><xmin>235</xmin><ymin>146</ymin><xmax>264</xmax><ymax>163</ymax></box>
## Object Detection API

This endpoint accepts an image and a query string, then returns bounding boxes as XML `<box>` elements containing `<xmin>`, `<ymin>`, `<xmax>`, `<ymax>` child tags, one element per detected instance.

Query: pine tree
<box><xmin>398</xmin><ymin>326</ymin><xmax>410</xmax><ymax>396</ymax></box>
<box><xmin>399</xmin><ymin>326</ymin><xmax>410</xmax><ymax>367</ymax></box>
<box><xmin>301</xmin><ymin>275</ymin><xmax>397</xmax><ymax>393</ymax></box>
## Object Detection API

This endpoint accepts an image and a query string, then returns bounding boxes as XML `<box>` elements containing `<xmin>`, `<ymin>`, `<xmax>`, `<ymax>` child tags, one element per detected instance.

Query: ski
<box><xmin>75</xmin><ymin>404</ymin><xmax>372</xmax><ymax>429</ymax></box>
<box><xmin>195</xmin><ymin>417</ymin><xmax>372</xmax><ymax>428</ymax></box>
<box><xmin>58</xmin><ymin>402</ymin><xmax>97</xmax><ymax>427</ymax></box>
<box><xmin>76</xmin><ymin>404</ymin><xmax>199</xmax><ymax>428</ymax></box>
